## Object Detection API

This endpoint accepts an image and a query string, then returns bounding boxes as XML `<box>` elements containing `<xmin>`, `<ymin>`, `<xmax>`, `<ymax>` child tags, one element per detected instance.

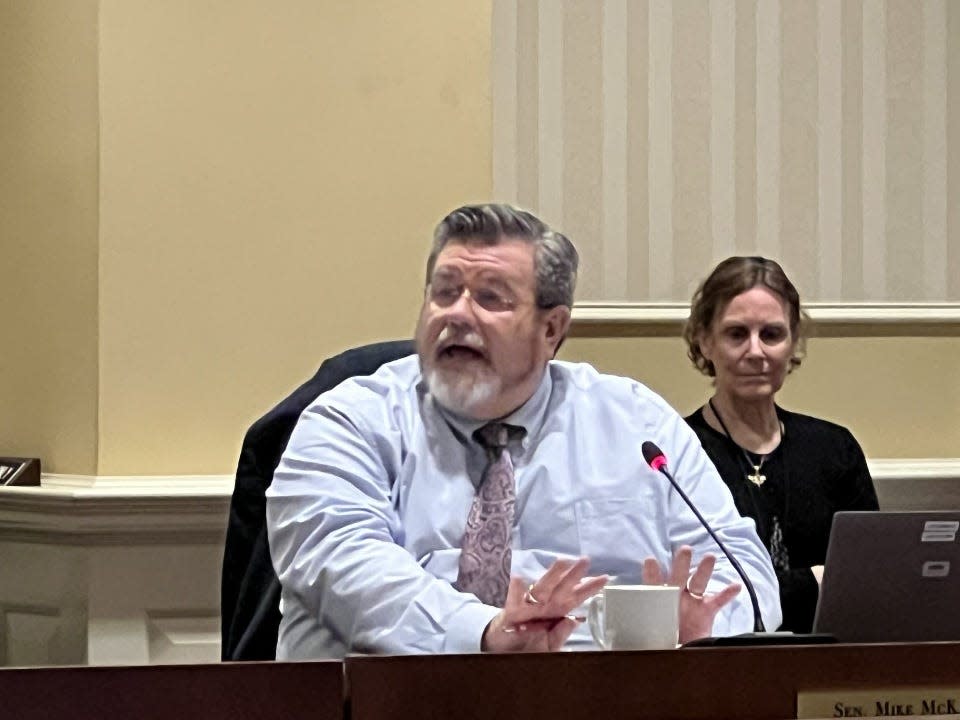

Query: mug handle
<box><xmin>587</xmin><ymin>594</ymin><xmax>609</xmax><ymax>649</ymax></box>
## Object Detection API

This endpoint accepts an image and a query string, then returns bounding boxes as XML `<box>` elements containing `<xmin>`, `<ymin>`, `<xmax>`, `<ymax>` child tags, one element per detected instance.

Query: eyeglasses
<box><xmin>427</xmin><ymin>279</ymin><xmax>524</xmax><ymax>313</ymax></box>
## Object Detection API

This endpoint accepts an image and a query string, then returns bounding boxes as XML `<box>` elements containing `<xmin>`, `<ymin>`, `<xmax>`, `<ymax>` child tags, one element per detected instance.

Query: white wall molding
<box><xmin>39</xmin><ymin>473</ymin><xmax>233</xmax><ymax>494</ymax></box>
<box><xmin>1</xmin><ymin>464</ymin><xmax>958</xmax><ymax>546</ymax></box>
<box><xmin>0</xmin><ymin>474</ymin><xmax>232</xmax><ymax>545</ymax></box>
<box><xmin>572</xmin><ymin>302</ymin><xmax>960</xmax><ymax>329</ymax></box>
<box><xmin>869</xmin><ymin>458</ymin><xmax>960</xmax><ymax>482</ymax></box>
<box><xmin>869</xmin><ymin>459</ymin><xmax>960</xmax><ymax>511</ymax></box>
<box><xmin>146</xmin><ymin>612</ymin><xmax>221</xmax><ymax>665</ymax></box>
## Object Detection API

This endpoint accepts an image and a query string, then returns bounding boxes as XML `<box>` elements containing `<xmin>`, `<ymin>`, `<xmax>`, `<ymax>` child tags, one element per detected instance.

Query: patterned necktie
<box><xmin>455</xmin><ymin>422</ymin><xmax>524</xmax><ymax>607</ymax></box>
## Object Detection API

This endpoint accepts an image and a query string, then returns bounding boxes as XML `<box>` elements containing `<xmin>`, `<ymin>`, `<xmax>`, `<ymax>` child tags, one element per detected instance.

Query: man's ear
<box><xmin>542</xmin><ymin>305</ymin><xmax>572</xmax><ymax>358</ymax></box>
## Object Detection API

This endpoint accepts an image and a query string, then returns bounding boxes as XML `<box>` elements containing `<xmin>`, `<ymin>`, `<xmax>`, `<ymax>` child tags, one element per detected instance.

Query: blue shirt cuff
<box><xmin>443</xmin><ymin>602</ymin><xmax>502</xmax><ymax>653</ymax></box>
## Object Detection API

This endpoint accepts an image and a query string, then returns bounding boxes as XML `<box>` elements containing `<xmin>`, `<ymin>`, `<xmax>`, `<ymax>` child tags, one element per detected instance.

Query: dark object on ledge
<box><xmin>0</xmin><ymin>457</ymin><xmax>41</xmax><ymax>486</ymax></box>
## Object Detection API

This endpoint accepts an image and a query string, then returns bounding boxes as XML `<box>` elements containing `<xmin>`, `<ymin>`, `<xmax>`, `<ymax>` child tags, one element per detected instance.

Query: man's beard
<box><xmin>420</xmin><ymin>325</ymin><xmax>501</xmax><ymax>417</ymax></box>
<box><xmin>425</xmin><ymin>365</ymin><xmax>501</xmax><ymax>418</ymax></box>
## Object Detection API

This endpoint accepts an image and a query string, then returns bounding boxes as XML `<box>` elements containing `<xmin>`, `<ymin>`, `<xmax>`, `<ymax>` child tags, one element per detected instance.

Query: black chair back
<box><xmin>221</xmin><ymin>339</ymin><xmax>415</xmax><ymax>660</ymax></box>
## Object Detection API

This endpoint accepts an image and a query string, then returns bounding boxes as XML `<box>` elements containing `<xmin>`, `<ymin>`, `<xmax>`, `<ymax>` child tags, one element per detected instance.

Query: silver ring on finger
<box><xmin>523</xmin><ymin>583</ymin><xmax>542</xmax><ymax>605</ymax></box>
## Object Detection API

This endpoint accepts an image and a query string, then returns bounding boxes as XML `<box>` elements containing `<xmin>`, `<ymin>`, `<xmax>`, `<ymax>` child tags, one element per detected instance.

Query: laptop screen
<box><xmin>813</xmin><ymin>511</ymin><xmax>960</xmax><ymax>643</ymax></box>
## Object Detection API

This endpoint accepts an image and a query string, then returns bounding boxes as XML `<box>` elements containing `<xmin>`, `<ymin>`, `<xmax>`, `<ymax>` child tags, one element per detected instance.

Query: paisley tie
<box><xmin>455</xmin><ymin>422</ymin><xmax>524</xmax><ymax>606</ymax></box>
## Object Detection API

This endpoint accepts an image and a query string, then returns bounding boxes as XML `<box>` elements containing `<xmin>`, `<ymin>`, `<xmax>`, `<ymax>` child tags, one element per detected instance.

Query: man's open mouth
<box><xmin>438</xmin><ymin>344</ymin><xmax>485</xmax><ymax>361</ymax></box>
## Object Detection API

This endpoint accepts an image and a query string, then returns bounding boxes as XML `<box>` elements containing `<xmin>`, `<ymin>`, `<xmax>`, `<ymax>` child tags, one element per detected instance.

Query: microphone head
<box><xmin>642</xmin><ymin>441</ymin><xmax>667</xmax><ymax>470</ymax></box>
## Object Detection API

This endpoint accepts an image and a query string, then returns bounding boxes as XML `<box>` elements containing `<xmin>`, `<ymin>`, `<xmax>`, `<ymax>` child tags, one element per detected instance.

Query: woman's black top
<box><xmin>685</xmin><ymin>406</ymin><xmax>879</xmax><ymax>632</ymax></box>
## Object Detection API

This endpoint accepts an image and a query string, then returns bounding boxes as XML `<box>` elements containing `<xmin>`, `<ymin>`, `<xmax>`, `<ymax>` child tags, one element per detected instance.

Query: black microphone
<box><xmin>642</xmin><ymin>440</ymin><xmax>766</xmax><ymax>632</ymax></box>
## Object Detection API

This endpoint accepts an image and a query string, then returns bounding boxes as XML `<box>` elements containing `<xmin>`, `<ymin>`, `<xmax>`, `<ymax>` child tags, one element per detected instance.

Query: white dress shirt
<box><xmin>266</xmin><ymin>355</ymin><xmax>781</xmax><ymax>658</ymax></box>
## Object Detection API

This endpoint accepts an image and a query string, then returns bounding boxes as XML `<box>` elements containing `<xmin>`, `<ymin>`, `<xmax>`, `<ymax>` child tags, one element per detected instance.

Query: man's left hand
<box><xmin>642</xmin><ymin>545</ymin><xmax>741</xmax><ymax>644</ymax></box>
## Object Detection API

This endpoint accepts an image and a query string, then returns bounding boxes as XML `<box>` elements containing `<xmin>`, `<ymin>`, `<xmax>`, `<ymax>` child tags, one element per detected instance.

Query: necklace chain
<box><xmin>707</xmin><ymin>399</ymin><xmax>777</xmax><ymax>487</ymax></box>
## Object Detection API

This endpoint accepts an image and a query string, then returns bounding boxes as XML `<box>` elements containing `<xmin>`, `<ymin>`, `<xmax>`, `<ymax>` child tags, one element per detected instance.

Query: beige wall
<box><xmin>1</xmin><ymin>0</ymin><xmax>956</xmax><ymax>477</ymax></box>
<box><xmin>95</xmin><ymin>0</ymin><xmax>493</xmax><ymax>474</ymax></box>
<box><xmin>562</xmin><ymin>335</ymin><xmax>960</xmax><ymax>461</ymax></box>
<box><xmin>2</xmin><ymin>0</ymin><xmax>492</xmax><ymax>475</ymax></box>
<box><xmin>0</xmin><ymin>0</ymin><xmax>100</xmax><ymax>475</ymax></box>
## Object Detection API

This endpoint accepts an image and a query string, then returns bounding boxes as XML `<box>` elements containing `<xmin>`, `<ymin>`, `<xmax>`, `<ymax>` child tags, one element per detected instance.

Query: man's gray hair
<box><xmin>426</xmin><ymin>204</ymin><xmax>579</xmax><ymax>309</ymax></box>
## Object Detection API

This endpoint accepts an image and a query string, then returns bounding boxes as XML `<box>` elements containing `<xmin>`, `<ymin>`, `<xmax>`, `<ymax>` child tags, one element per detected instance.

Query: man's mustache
<box><xmin>436</xmin><ymin>326</ymin><xmax>486</xmax><ymax>353</ymax></box>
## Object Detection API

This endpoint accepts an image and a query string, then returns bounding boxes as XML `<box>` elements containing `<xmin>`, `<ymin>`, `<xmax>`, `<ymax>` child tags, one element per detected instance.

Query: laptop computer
<box><xmin>813</xmin><ymin>511</ymin><xmax>960</xmax><ymax>643</ymax></box>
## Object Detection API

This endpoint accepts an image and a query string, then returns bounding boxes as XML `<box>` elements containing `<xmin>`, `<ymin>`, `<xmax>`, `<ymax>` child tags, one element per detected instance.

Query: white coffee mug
<box><xmin>587</xmin><ymin>584</ymin><xmax>680</xmax><ymax>650</ymax></box>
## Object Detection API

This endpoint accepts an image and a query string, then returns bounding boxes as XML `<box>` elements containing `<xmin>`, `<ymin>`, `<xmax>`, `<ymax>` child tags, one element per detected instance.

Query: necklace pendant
<box><xmin>747</xmin><ymin>467</ymin><xmax>766</xmax><ymax>486</ymax></box>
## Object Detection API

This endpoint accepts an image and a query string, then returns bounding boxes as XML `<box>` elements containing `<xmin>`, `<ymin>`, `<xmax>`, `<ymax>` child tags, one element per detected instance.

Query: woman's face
<box><xmin>700</xmin><ymin>286</ymin><xmax>797</xmax><ymax>402</ymax></box>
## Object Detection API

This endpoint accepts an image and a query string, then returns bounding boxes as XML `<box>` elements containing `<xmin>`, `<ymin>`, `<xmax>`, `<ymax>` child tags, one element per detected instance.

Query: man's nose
<box><xmin>441</xmin><ymin>288</ymin><xmax>478</xmax><ymax>323</ymax></box>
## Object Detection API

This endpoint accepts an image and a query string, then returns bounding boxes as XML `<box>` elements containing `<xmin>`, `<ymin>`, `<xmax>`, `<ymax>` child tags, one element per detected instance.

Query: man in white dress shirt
<box><xmin>266</xmin><ymin>204</ymin><xmax>780</xmax><ymax>658</ymax></box>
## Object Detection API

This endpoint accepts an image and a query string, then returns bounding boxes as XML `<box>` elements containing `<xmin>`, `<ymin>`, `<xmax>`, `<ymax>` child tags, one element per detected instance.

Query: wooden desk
<box><xmin>0</xmin><ymin>660</ymin><xmax>342</xmax><ymax>720</ymax></box>
<box><xmin>346</xmin><ymin>642</ymin><xmax>960</xmax><ymax>720</ymax></box>
<box><xmin>4</xmin><ymin>643</ymin><xmax>958</xmax><ymax>719</ymax></box>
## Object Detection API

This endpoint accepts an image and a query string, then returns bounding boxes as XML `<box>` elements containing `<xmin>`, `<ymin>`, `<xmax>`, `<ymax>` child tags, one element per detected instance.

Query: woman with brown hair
<box><xmin>684</xmin><ymin>256</ymin><xmax>878</xmax><ymax>632</ymax></box>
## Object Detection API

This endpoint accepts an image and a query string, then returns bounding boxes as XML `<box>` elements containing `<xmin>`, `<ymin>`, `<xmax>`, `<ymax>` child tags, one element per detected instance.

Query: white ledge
<box><xmin>38</xmin><ymin>473</ymin><xmax>234</xmax><ymax>496</ymax></box>
<box><xmin>868</xmin><ymin>458</ymin><xmax>960</xmax><ymax>482</ymax></box>
<box><xmin>572</xmin><ymin>302</ymin><xmax>960</xmax><ymax>325</ymax></box>
<box><xmin>2</xmin><ymin>464</ymin><xmax>959</xmax><ymax>544</ymax></box>
<box><xmin>0</xmin><ymin>474</ymin><xmax>233</xmax><ymax>545</ymax></box>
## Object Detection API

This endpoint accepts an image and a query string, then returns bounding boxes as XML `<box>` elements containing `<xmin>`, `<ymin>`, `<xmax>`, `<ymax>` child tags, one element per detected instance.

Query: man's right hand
<box><xmin>481</xmin><ymin>557</ymin><xmax>608</xmax><ymax>653</ymax></box>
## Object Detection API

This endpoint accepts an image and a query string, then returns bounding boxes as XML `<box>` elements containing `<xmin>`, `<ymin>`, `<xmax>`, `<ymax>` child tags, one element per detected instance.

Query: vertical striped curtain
<box><xmin>493</xmin><ymin>0</ymin><xmax>959</xmax><ymax>305</ymax></box>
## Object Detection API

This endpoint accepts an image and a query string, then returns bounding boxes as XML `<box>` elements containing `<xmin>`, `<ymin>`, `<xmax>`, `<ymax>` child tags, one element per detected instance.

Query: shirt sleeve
<box><xmin>266</xmin><ymin>391</ymin><xmax>499</xmax><ymax>655</ymax></box>
<box><xmin>654</xmin><ymin>403</ymin><xmax>783</xmax><ymax>635</ymax></box>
